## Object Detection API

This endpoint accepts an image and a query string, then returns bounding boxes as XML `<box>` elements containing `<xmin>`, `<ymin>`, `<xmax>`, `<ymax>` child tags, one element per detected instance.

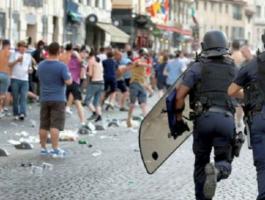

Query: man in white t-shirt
<box><xmin>8</xmin><ymin>41</ymin><xmax>32</xmax><ymax>120</ymax></box>
<box><xmin>97</xmin><ymin>47</ymin><xmax>107</xmax><ymax>62</ymax></box>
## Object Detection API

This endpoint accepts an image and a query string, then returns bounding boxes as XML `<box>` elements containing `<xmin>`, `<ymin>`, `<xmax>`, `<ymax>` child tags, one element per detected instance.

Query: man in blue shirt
<box><xmin>37</xmin><ymin>42</ymin><xmax>72</xmax><ymax>157</ymax></box>
<box><xmin>164</xmin><ymin>51</ymin><xmax>185</xmax><ymax>88</ymax></box>
<box><xmin>102</xmin><ymin>51</ymin><xmax>118</xmax><ymax>110</ymax></box>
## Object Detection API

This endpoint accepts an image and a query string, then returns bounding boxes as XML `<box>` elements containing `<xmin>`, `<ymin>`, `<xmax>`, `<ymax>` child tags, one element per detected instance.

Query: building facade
<box><xmin>0</xmin><ymin>0</ymin><xmax>64</xmax><ymax>47</ymax></box>
<box><xmin>194</xmin><ymin>0</ymin><xmax>255</xmax><ymax>48</ymax></box>
<box><xmin>64</xmin><ymin>0</ymin><xmax>129</xmax><ymax>49</ymax></box>
<box><xmin>150</xmin><ymin>0</ymin><xmax>193</xmax><ymax>52</ymax></box>
<box><xmin>112</xmin><ymin>0</ymin><xmax>153</xmax><ymax>49</ymax></box>
<box><xmin>253</xmin><ymin>0</ymin><xmax>265</xmax><ymax>50</ymax></box>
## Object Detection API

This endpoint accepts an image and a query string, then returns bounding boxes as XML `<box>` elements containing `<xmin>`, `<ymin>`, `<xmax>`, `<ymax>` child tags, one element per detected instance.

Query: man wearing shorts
<box><xmin>114</xmin><ymin>50</ymin><xmax>132</xmax><ymax>111</ymax></box>
<box><xmin>127</xmin><ymin>49</ymin><xmax>151</xmax><ymax>127</ymax></box>
<box><xmin>0</xmin><ymin>40</ymin><xmax>11</xmax><ymax>118</ymax></box>
<box><xmin>37</xmin><ymin>42</ymin><xmax>72</xmax><ymax>157</ymax></box>
<box><xmin>60</xmin><ymin>43</ymin><xmax>86</xmax><ymax>127</ymax></box>
<box><xmin>102</xmin><ymin>51</ymin><xmax>118</xmax><ymax>110</ymax></box>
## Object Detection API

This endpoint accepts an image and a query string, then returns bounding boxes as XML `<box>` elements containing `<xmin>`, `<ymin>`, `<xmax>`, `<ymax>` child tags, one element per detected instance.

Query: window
<box><xmin>102</xmin><ymin>0</ymin><xmax>106</xmax><ymax>9</ymax></box>
<box><xmin>225</xmin><ymin>4</ymin><xmax>229</xmax><ymax>13</ymax></box>
<box><xmin>256</xmin><ymin>5</ymin><xmax>261</xmax><ymax>18</ymax></box>
<box><xmin>0</xmin><ymin>12</ymin><xmax>5</xmax><ymax>38</ymax></box>
<box><xmin>210</xmin><ymin>2</ymin><xmax>214</xmax><ymax>10</ymax></box>
<box><xmin>233</xmin><ymin>5</ymin><xmax>242</xmax><ymax>20</ymax></box>
<box><xmin>195</xmin><ymin>1</ymin><xmax>198</xmax><ymax>10</ymax></box>
<box><xmin>87</xmin><ymin>0</ymin><xmax>90</xmax><ymax>6</ymax></box>
<box><xmin>95</xmin><ymin>0</ymin><xmax>99</xmax><ymax>8</ymax></box>
<box><xmin>219</xmin><ymin>3</ymin><xmax>222</xmax><ymax>13</ymax></box>
<box><xmin>219</xmin><ymin>26</ymin><xmax>223</xmax><ymax>31</ymax></box>
<box><xmin>225</xmin><ymin>26</ymin><xmax>229</xmax><ymax>37</ymax></box>
<box><xmin>204</xmin><ymin>1</ymin><xmax>207</xmax><ymax>10</ymax></box>
<box><xmin>231</xmin><ymin>26</ymin><xmax>244</xmax><ymax>40</ymax></box>
<box><xmin>42</xmin><ymin>16</ymin><xmax>48</xmax><ymax>38</ymax></box>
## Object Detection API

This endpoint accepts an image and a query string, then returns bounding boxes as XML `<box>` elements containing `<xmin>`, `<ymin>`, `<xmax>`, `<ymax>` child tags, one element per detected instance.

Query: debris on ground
<box><xmin>31</xmin><ymin>165</ymin><xmax>43</xmax><ymax>176</ymax></box>
<box><xmin>15</xmin><ymin>131</ymin><xmax>29</xmax><ymax>137</ymax></box>
<box><xmin>132</xmin><ymin>116</ymin><xmax>144</xmax><ymax>122</ymax></box>
<box><xmin>95</xmin><ymin>124</ymin><xmax>105</xmax><ymax>131</ymax></box>
<box><xmin>21</xmin><ymin>162</ymin><xmax>32</xmax><ymax>167</ymax></box>
<box><xmin>0</xmin><ymin>148</ymin><xmax>9</xmax><ymax>157</ymax></box>
<box><xmin>108</xmin><ymin>119</ymin><xmax>120</xmax><ymax>128</ymax></box>
<box><xmin>59</xmin><ymin>130</ymin><xmax>79</xmax><ymax>141</ymax></box>
<box><xmin>42</xmin><ymin>162</ymin><xmax>53</xmax><ymax>171</ymax></box>
<box><xmin>30</xmin><ymin>119</ymin><xmax>37</xmax><ymax>128</ymax></box>
<box><xmin>78</xmin><ymin>126</ymin><xmax>89</xmax><ymax>135</ymax></box>
<box><xmin>14</xmin><ymin>142</ymin><xmax>34</xmax><ymax>150</ymax></box>
<box><xmin>78</xmin><ymin>140</ymin><xmax>87</xmax><ymax>144</ymax></box>
<box><xmin>92</xmin><ymin>150</ymin><xmax>102</xmax><ymax>157</ymax></box>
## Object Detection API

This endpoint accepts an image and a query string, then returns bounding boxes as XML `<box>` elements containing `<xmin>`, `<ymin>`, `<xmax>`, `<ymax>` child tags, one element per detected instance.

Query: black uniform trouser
<box><xmin>193</xmin><ymin>111</ymin><xmax>235</xmax><ymax>200</ymax></box>
<box><xmin>250</xmin><ymin>110</ymin><xmax>265</xmax><ymax>200</ymax></box>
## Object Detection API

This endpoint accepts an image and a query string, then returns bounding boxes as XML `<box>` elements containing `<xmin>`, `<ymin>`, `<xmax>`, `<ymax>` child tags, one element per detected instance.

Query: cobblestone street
<box><xmin>0</xmin><ymin>96</ymin><xmax>259</xmax><ymax>200</ymax></box>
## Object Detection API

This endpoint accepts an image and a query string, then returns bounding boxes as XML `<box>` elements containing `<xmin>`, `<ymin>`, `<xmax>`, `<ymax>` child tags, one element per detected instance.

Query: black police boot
<box><xmin>203</xmin><ymin>163</ymin><xmax>219</xmax><ymax>199</ymax></box>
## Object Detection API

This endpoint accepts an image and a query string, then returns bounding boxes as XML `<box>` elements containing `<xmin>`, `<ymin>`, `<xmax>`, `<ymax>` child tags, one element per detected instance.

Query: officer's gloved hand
<box><xmin>171</xmin><ymin>119</ymin><xmax>190</xmax><ymax>139</ymax></box>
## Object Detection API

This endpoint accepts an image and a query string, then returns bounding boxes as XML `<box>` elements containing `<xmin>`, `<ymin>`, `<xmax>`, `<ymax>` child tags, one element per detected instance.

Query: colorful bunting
<box><xmin>146</xmin><ymin>0</ymin><xmax>170</xmax><ymax>21</ymax></box>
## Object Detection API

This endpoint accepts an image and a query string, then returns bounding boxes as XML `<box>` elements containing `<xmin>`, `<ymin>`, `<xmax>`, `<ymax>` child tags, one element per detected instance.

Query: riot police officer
<box><xmin>228</xmin><ymin>33</ymin><xmax>265</xmax><ymax>200</ymax></box>
<box><xmin>175</xmin><ymin>30</ymin><xmax>237</xmax><ymax>200</ymax></box>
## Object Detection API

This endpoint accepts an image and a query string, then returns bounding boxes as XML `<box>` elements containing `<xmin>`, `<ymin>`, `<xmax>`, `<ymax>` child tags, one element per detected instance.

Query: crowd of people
<box><xmin>0</xmin><ymin>38</ymin><xmax>191</xmax><ymax>156</ymax></box>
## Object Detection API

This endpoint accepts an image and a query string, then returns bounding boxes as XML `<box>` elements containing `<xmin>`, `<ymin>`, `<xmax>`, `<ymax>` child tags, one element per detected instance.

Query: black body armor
<box><xmin>244</xmin><ymin>52</ymin><xmax>265</xmax><ymax>112</ymax></box>
<box><xmin>190</xmin><ymin>58</ymin><xmax>236</xmax><ymax>115</ymax></box>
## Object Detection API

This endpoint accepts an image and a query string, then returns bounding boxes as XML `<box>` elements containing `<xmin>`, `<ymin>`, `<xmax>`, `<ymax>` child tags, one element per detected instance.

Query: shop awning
<box><xmin>96</xmin><ymin>23</ymin><xmax>130</xmax><ymax>43</ymax></box>
<box><xmin>156</xmin><ymin>24</ymin><xmax>192</xmax><ymax>36</ymax></box>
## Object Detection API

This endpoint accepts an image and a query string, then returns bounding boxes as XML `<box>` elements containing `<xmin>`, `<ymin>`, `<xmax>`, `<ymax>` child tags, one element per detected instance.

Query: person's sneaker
<box><xmin>50</xmin><ymin>148</ymin><xmax>66</xmax><ymax>158</ymax></box>
<box><xmin>40</xmin><ymin>148</ymin><xmax>50</xmax><ymax>156</ymax></box>
<box><xmin>203</xmin><ymin>163</ymin><xmax>218</xmax><ymax>199</ymax></box>
<box><xmin>0</xmin><ymin>111</ymin><xmax>5</xmax><ymax>119</ymax></box>
<box><xmin>65</xmin><ymin>107</ymin><xmax>73</xmax><ymax>115</ymax></box>
<box><xmin>120</xmin><ymin>107</ymin><xmax>128</xmax><ymax>112</ymax></box>
<box><xmin>105</xmin><ymin>104</ymin><xmax>114</xmax><ymax>111</ymax></box>
<box><xmin>87</xmin><ymin>113</ymin><xmax>97</xmax><ymax>121</ymax></box>
<box><xmin>94</xmin><ymin>115</ymin><xmax>102</xmax><ymax>123</ymax></box>
<box><xmin>19</xmin><ymin>114</ymin><xmax>25</xmax><ymax>121</ymax></box>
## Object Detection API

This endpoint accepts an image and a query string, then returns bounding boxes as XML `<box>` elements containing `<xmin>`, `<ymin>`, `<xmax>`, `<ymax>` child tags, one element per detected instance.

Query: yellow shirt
<box><xmin>0</xmin><ymin>49</ymin><xmax>11</xmax><ymax>75</ymax></box>
<box><xmin>130</xmin><ymin>63</ymin><xmax>146</xmax><ymax>85</ymax></box>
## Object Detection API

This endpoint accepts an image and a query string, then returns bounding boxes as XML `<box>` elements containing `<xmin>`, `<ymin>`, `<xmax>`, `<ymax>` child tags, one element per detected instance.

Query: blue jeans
<box><xmin>250</xmin><ymin>111</ymin><xmax>265</xmax><ymax>200</ymax></box>
<box><xmin>0</xmin><ymin>72</ymin><xmax>10</xmax><ymax>94</ymax></box>
<box><xmin>11</xmin><ymin>79</ymin><xmax>29</xmax><ymax>116</ymax></box>
<box><xmin>85</xmin><ymin>82</ymin><xmax>104</xmax><ymax>107</ymax></box>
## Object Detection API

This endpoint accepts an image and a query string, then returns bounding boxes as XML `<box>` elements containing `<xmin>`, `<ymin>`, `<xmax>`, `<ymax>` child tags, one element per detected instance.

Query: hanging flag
<box><xmin>163</xmin><ymin>0</ymin><xmax>169</xmax><ymax>22</ymax></box>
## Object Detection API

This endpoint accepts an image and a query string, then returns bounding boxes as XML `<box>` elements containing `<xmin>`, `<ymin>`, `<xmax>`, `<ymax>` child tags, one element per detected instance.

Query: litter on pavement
<box><xmin>0</xmin><ymin>148</ymin><xmax>9</xmax><ymax>157</ymax></box>
<box><xmin>59</xmin><ymin>130</ymin><xmax>79</xmax><ymax>141</ymax></box>
<box><xmin>92</xmin><ymin>150</ymin><xmax>102</xmax><ymax>157</ymax></box>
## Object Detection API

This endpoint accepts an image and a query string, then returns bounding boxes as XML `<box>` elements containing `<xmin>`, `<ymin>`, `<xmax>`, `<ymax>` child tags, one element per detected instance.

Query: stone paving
<box><xmin>0</xmin><ymin>96</ymin><xmax>259</xmax><ymax>200</ymax></box>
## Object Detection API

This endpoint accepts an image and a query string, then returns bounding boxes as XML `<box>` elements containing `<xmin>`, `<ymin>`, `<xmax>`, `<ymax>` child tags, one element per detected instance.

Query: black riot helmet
<box><xmin>201</xmin><ymin>30</ymin><xmax>230</xmax><ymax>57</ymax></box>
